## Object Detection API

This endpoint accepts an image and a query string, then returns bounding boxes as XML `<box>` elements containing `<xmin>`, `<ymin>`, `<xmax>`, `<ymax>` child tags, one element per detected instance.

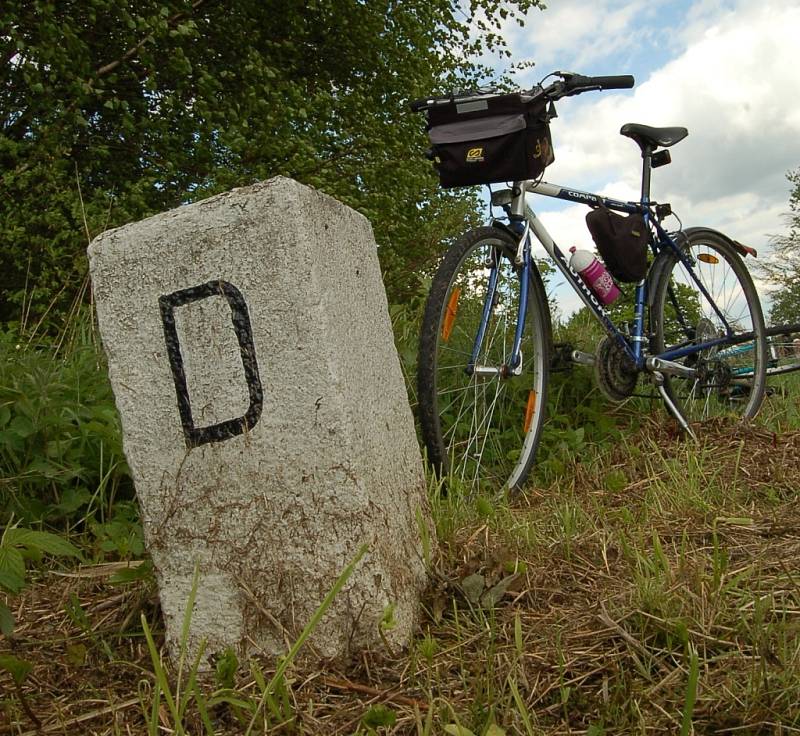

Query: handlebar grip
<box><xmin>586</xmin><ymin>75</ymin><xmax>635</xmax><ymax>90</ymax></box>
<box><xmin>562</xmin><ymin>74</ymin><xmax>635</xmax><ymax>95</ymax></box>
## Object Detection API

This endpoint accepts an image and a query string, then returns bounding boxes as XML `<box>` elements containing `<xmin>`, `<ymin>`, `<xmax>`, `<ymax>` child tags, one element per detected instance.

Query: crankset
<box><xmin>595</xmin><ymin>336</ymin><xmax>639</xmax><ymax>401</ymax></box>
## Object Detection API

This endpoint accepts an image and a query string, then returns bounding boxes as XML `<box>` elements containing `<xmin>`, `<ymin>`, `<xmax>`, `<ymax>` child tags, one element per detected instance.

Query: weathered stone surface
<box><xmin>88</xmin><ymin>177</ymin><xmax>432</xmax><ymax>663</ymax></box>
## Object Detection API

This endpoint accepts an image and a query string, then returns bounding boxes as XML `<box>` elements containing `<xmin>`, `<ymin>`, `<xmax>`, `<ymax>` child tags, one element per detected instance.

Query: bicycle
<box><xmin>411</xmin><ymin>71</ymin><xmax>768</xmax><ymax>492</ymax></box>
<box><xmin>719</xmin><ymin>323</ymin><xmax>800</xmax><ymax>385</ymax></box>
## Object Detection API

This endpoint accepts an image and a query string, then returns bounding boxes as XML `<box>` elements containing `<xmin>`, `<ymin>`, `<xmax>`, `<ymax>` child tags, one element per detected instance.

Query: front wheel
<box><xmin>417</xmin><ymin>226</ymin><xmax>551</xmax><ymax>493</ymax></box>
<box><xmin>651</xmin><ymin>229</ymin><xmax>767</xmax><ymax>424</ymax></box>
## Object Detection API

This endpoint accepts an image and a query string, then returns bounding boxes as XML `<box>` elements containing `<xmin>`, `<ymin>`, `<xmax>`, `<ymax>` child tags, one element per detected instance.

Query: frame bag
<box><xmin>585</xmin><ymin>204</ymin><xmax>649</xmax><ymax>283</ymax></box>
<box><xmin>426</xmin><ymin>93</ymin><xmax>554</xmax><ymax>188</ymax></box>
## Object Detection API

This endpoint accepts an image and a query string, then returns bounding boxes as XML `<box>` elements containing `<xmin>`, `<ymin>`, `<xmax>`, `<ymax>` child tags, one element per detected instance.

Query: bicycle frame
<box><xmin>469</xmin><ymin>179</ymin><xmax>755</xmax><ymax>378</ymax></box>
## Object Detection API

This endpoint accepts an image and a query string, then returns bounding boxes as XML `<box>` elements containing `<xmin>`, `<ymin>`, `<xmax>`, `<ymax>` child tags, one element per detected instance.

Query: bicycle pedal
<box><xmin>550</xmin><ymin>342</ymin><xmax>575</xmax><ymax>372</ymax></box>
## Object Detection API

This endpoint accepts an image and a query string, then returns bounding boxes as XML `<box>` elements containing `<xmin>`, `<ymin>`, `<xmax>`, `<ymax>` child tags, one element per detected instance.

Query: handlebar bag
<box><xmin>426</xmin><ymin>94</ymin><xmax>553</xmax><ymax>188</ymax></box>
<box><xmin>585</xmin><ymin>204</ymin><xmax>648</xmax><ymax>282</ymax></box>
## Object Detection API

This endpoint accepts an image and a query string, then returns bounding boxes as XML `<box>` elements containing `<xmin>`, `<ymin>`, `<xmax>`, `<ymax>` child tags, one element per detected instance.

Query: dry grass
<box><xmin>4</xmin><ymin>418</ymin><xmax>800</xmax><ymax>734</ymax></box>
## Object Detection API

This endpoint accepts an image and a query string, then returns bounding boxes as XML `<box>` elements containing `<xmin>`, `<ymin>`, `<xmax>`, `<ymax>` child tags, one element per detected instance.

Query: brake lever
<box><xmin>565</xmin><ymin>84</ymin><xmax>602</xmax><ymax>97</ymax></box>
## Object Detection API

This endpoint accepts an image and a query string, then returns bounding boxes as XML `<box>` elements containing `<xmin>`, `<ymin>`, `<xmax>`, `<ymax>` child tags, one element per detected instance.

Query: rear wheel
<box><xmin>417</xmin><ymin>227</ymin><xmax>550</xmax><ymax>493</ymax></box>
<box><xmin>651</xmin><ymin>229</ymin><xmax>766</xmax><ymax>424</ymax></box>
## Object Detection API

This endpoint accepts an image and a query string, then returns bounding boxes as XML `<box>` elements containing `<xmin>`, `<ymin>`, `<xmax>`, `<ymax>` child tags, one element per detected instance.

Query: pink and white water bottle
<box><xmin>569</xmin><ymin>247</ymin><xmax>621</xmax><ymax>306</ymax></box>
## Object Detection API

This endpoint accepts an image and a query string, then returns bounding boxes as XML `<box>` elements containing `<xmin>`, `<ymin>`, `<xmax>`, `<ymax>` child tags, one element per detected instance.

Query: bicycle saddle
<box><xmin>620</xmin><ymin>123</ymin><xmax>688</xmax><ymax>150</ymax></box>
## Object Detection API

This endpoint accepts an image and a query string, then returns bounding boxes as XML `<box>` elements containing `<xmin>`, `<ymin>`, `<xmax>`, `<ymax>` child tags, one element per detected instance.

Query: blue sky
<box><xmin>477</xmin><ymin>0</ymin><xmax>800</xmax><ymax>318</ymax></box>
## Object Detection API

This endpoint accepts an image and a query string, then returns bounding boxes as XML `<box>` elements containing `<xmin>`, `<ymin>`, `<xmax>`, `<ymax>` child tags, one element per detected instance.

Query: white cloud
<box><xmin>529</xmin><ymin>1</ymin><xmax>800</xmax><ymax>253</ymax></box>
<box><xmin>502</xmin><ymin>0</ymin><xmax>676</xmax><ymax>79</ymax></box>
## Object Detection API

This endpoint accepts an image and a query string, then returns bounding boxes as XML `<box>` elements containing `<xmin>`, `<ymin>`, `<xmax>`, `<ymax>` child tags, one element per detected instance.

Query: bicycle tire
<box><xmin>418</xmin><ymin>226</ymin><xmax>551</xmax><ymax>493</ymax></box>
<box><xmin>763</xmin><ymin>323</ymin><xmax>800</xmax><ymax>377</ymax></box>
<box><xmin>651</xmin><ymin>229</ymin><xmax>767</xmax><ymax>424</ymax></box>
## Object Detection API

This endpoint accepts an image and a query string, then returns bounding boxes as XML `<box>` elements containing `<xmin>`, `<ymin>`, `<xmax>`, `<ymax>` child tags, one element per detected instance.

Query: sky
<box><xmin>480</xmin><ymin>0</ymin><xmax>800</xmax><ymax>318</ymax></box>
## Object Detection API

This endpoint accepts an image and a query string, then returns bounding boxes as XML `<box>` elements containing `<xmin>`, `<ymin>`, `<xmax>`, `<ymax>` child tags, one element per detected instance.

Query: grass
<box><xmin>3</xmin><ymin>300</ymin><xmax>800</xmax><ymax>733</ymax></box>
<box><xmin>3</xmin><ymin>402</ymin><xmax>800</xmax><ymax>733</ymax></box>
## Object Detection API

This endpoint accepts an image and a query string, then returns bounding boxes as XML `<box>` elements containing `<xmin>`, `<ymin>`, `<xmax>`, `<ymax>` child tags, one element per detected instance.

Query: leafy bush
<box><xmin>0</xmin><ymin>316</ymin><xmax>134</xmax><ymax>539</ymax></box>
<box><xmin>0</xmin><ymin>522</ymin><xmax>82</xmax><ymax>635</ymax></box>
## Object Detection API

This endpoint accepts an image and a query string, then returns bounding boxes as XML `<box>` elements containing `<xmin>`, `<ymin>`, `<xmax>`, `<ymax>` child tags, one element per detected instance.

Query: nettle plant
<box><xmin>0</xmin><ymin>520</ymin><xmax>82</xmax><ymax>636</ymax></box>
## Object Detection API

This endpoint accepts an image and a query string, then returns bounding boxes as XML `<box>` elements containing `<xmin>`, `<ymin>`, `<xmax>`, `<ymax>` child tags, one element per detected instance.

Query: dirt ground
<box><xmin>3</xmin><ymin>421</ymin><xmax>800</xmax><ymax>734</ymax></box>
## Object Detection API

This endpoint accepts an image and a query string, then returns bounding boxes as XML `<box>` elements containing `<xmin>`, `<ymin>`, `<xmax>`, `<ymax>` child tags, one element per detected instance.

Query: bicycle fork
<box><xmin>467</xmin><ymin>226</ymin><xmax>532</xmax><ymax>378</ymax></box>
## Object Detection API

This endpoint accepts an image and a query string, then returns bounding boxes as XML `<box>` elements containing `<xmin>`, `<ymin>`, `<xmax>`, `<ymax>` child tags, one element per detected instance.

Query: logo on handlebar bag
<box><xmin>533</xmin><ymin>138</ymin><xmax>550</xmax><ymax>160</ymax></box>
<box><xmin>466</xmin><ymin>147</ymin><xmax>484</xmax><ymax>163</ymax></box>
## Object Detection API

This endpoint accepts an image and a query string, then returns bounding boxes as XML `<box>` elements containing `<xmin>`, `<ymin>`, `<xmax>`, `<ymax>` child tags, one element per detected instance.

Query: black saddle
<box><xmin>620</xmin><ymin>123</ymin><xmax>688</xmax><ymax>150</ymax></box>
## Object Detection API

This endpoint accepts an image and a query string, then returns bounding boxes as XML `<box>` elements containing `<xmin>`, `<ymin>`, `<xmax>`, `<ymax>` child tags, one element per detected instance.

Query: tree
<box><xmin>1</xmin><ymin>0</ymin><xmax>543</xmax><ymax>326</ymax></box>
<box><xmin>760</xmin><ymin>168</ymin><xmax>800</xmax><ymax>326</ymax></box>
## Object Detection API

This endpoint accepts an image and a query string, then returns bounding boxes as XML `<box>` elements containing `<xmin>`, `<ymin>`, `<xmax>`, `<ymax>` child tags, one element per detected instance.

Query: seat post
<box><xmin>640</xmin><ymin>145</ymin><xmax>653</xmax><ymax>202</ymax></box>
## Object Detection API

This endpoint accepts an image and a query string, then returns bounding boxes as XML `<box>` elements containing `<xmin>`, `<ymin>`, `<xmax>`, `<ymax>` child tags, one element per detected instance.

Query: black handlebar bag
<box><xmin>426</xmin><ymin>94</ymin><xmax>554</xmax><ymax>188</ymax></box>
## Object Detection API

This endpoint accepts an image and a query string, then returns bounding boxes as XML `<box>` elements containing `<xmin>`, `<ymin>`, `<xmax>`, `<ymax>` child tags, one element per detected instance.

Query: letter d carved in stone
<box><xmin>158</xmin><ymin>280</ymin><xmax>263</xmax><ymax>448</ymax></box>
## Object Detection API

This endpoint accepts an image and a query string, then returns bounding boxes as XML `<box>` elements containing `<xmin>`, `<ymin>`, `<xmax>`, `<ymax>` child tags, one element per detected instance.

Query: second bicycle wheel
<box><xmin>651</xmin><ymin>228</ymin><xmax>767</xmax><ymax>423</ymax></box>
<box><xmin>764</xmin><ymin>324</ymin><xmax>800</xmax><ymax>377</ymax></box>
<box><xmin>418</xmin><ymin>226</ymin><xmax>550</xmax><ymax>493</ymax></box>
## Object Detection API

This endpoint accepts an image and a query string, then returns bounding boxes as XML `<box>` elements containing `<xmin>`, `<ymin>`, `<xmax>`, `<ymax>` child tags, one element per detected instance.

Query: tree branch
<box><xmin>93</xmin><ymin>0</ymin><xmax>211</xmax><ymax>79</ymax></box>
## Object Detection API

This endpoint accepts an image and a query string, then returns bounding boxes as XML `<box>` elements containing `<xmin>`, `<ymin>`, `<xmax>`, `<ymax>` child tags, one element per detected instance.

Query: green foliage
<box><xmin>90</xmin><ymin>501</ymin><xmax>144</xmax><ymax>558</ymax></box>
<box><xmin>560</xmin><ymin>280</ymin><xmax>701</xmax><ymax>352</ymax></box>
<box><xmin>109</xmin><ymin>558</ymin><xmax>153</xmax><ymax>585</ymax></box>
<box><xmin>215</xmin><ymin>648</ymin><xmax>240</xmax><ymax>691</ymax></box>
<box><xmin>0</xmin><ymin>520</ymin><xmax>81</xmax><ymax>635</ymax></box>
<box><xmin>0</xmin><ymin>317</ymin><xmax>134</xmax><ymax>534</ymax></box>
<box><xmin>537</xmin><ymin>366</ymin><xmax>629</xmax><ymax>483</ymax></box>
<box><xmin>769</xmin><ymin>282</ymin><xmax>800</xmax><ymax>327</ymax></box>
<box><xmin>389</xmin><ymin>287</ymin><xmax>430</xmax><ymax>411</ymax></box>
<box><xmin>761</xmin><ymin>168</ymin><xmax>800</xmax><ymax>326</ymax></box>
<box><xmin>362</xmin><ymin>704</ymin><xmax>398</xmax><ymax>731</ymax></box>
<box><xmin>2</xmin><ymin>0</ymin><xmax>542</xmax><ymax>326</ymax></box>
<box><xmin>680</xmin><ymin>644</ymin><xmax>700</xmax><ymax>735</ymax></box>
<box><xmin>444</xmin><ymin>724</ymin><xmax>479</xmax><ymax>736</ymax></box>
<box><xmin>0</xmin><ymin>653</ymin><xmax>32</xmax><ymax>685</ymax></box>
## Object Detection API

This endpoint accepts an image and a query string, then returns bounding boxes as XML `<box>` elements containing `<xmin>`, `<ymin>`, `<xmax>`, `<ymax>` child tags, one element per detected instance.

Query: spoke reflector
<box><xmin>698</xmin><ymin>253</ymin><xmax>719</xmax><ymax>264</ymax></box>
<box><xmin>523</xmin><ymin>390</ymin><xmax>537</xmax><ymax>433</ymax></box>
<box><xmin>441</xmin><ymin>287</ymin><xmax>461</xmax><ymax>342</ymax></box>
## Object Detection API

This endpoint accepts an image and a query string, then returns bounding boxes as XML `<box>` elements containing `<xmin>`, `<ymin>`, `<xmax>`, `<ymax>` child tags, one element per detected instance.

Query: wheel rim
<box><xmin>431</xmin><ymin>238</ymin><xmax>547</xmax><ymax>491</ymax></box>
<box><xmin>656</xmin><ymin>238</ymin><xmax>764</xmax><ymax>422</ymax></box>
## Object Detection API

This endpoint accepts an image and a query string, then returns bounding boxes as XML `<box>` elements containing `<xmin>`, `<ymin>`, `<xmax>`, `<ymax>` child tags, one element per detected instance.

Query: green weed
<box><xmin>0</xmin><ymin>519</ymin><xmax>82</xmax><ymax>635</ymax></box>
<box><xmin>0</xmin><ymin>315</ymin><xmax>135</xmax><ymax>552</ymax></box>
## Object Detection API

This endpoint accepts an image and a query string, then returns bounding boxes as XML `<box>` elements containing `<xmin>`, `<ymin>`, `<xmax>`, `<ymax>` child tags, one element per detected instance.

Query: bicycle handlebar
<box><xmin>409</xmin><ymin>91</ymin><xmax>498</xmax><ymax>112</ymax></box>
<box><xmin>561</xmin><ymin>73</ymin><xmax>635</xmax><ymax>93</ymax></box>
<box><xmin>409</xmin><ymin>71</ymin><xmax>635</xmax><ymax>112</ymax></box>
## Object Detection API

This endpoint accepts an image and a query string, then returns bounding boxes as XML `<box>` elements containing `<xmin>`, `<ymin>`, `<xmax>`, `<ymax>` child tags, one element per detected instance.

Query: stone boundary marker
<box><xmin>88</xmin><ymin>177</ymin><xmax>433</xmax><ymax>663</ymax></box>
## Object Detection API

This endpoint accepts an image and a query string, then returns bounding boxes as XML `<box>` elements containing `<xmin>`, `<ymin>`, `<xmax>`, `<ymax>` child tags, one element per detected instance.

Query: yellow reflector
<box><xmin>698</xmin><ymin>253</ymin><xmax>719</xmax><ymax>264</ymax></box>
<box><xmin>523</xmin><ymin>390</ymin><xmax>537</xmax><ymax>433</ymax></box>
<box><xmin>441</xmin><ymin>287</ymin><xmax>461</xmax><ymax>342</ymax></box>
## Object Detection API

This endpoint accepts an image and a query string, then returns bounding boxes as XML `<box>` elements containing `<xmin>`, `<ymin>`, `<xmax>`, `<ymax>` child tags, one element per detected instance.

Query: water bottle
<box><xmin>569</xmin><ymin>247</ymin><xmax>621</xmax><ymax>306</ymax></box>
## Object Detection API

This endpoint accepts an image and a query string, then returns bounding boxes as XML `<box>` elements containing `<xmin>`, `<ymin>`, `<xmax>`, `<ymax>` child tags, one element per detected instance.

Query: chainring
<box><xmin>595</xmin><ymin>336</ymin><xmax>639</xmax><ymax>402</ymax></box>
